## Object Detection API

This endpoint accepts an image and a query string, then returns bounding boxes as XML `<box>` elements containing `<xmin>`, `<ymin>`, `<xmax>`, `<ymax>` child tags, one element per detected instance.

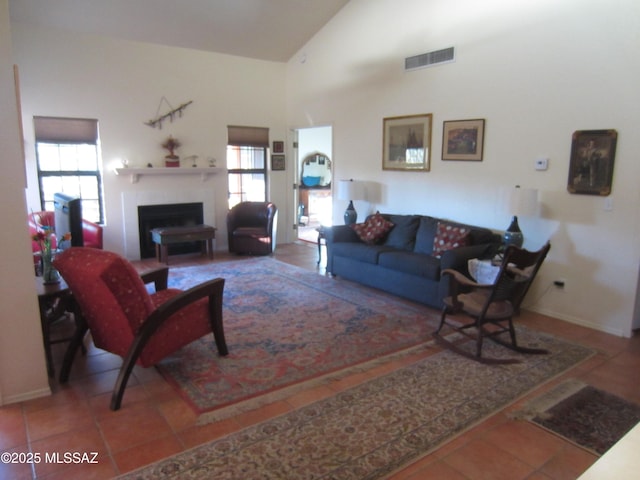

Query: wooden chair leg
<box><xmin>59</xmin><ymin>321</ymin><xmax>88</xmax><ymax>383</ymax></box>
<box><xmin>435</xmin><ymin>307</ymin><xmax>448</xmax><ymax>334</ymax></box>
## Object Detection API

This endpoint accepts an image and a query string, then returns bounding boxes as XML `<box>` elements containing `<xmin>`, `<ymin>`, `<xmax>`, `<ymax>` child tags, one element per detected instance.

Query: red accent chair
<box><xmin>53</xmin><ymin>247</ymin><xmax>228</xmax><ymax>410</ymax></box>
<box><xmin>226</xmin><ymin>201</ymin><xmax>278</xmax><ymax>255</ymax></box>
<box><xmin>28</xmin><ymin>211</ymin><xmax>104</xmax><ymax>251</ymax></box>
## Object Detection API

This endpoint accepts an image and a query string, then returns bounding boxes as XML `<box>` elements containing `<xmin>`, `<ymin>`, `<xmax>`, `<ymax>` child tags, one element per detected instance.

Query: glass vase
<box><xmin>42</xmin><ymin>249</ymin><xmax>61</xmax><ymax>284</ymax></box>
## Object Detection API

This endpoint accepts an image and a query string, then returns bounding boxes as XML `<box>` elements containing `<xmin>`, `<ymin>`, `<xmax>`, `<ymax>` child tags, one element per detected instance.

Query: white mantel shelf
<box><xmin>114</xmin><ymin>167</ymin><xmax>225</xmax><ymax>183</ymax></box>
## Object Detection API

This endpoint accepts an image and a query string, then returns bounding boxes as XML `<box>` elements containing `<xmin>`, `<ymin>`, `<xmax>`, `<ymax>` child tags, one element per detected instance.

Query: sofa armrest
<box><xmin>324</xmin><ymin>225</ymin><xmax>361</xmax><ymax>274</ymax></box>
<box><xmin>324</xmin><ymin>225</ymin><xmax>360</xmax><ymax>244</ymax></box>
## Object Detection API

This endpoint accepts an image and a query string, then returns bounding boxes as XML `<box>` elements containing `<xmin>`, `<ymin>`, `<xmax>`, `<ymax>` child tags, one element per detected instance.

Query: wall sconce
<box><xmin>337</xmin><ymin>179</ymin><xmax>366</xmax><ymax>225</ymax></box>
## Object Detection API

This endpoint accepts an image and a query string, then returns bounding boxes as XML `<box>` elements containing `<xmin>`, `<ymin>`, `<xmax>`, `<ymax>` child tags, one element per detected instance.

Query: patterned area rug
<box><xmin>512</xmin><ymin>379</ymin><xmax>640</xmax><ymax>455</ymax></box>
<box><xmin>120</xmin><ymin>329</ymin><xmax>592</xmax><ymax>479</ymax></box>
<box><xmin>157</xmin><ymin>258</ymin><xmax>437</xmax><ymax>422</ymax></box>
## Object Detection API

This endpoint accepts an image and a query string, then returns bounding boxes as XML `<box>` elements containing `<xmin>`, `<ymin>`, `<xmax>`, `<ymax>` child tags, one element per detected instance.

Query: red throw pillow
<box><xmin>351</xmin><ymin>213</ymin><xmax>395</xmax><ymax>244</ymax></box>
<box><xmin>432</xmin><ymin>222</ymin><xmax>470</xmax><ymax>258</ymax></box>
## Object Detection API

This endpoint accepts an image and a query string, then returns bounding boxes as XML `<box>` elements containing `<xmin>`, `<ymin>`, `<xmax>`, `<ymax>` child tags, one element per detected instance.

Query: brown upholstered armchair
<box><xmin>227</xmin><ymin>202</ymin><xmax>278</xmax><ymax>255</ymax></box>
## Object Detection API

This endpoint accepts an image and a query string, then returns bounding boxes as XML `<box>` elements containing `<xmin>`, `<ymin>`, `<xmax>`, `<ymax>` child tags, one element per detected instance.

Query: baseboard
<box><xmin>526</xmin><ymin>305</ymin><xmax>627</xmax><ymax>338</ymax></box>
<box><xmin>1</xmin><ymin>386</ymin><xmax>51</xmax><ymax>406</ymax></box>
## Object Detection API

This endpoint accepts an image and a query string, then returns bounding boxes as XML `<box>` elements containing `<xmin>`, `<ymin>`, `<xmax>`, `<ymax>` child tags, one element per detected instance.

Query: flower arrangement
<box><xmin>161</xmin><ymin>136</ymin><xmax>181</xmax><ymax>159</ymax></box>
<box><xmin>31</xmin><ymin>214</ymin><xmax>71</xmax><ymax>283</ymax></box>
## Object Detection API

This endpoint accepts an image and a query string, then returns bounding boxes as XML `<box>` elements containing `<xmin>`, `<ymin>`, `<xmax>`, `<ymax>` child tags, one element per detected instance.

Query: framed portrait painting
<box><xmin>442</xmin><ymin>119</ymin><xmax>485</xmax><ymax>161</ymax></box>
<box><xmin>567</xmin><ymin>129</ymin><xmax>617</xmax><ymax>195</ymax></box>
<box><xmin>382</xmin><ymin>114</ymin><xmax>432</xmax><ymax>171</ymax></box>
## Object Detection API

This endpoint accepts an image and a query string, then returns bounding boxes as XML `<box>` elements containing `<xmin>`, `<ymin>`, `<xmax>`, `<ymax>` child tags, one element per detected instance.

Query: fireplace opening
<box><xmin>138</xmin><ymin>203</ymin><xmax>204</xmax><ymax>259</ymax></box>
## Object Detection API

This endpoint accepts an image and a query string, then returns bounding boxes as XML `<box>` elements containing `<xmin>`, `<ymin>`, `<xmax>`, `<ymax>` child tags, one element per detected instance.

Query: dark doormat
<box><xmin>512</xmin><ymin>379</ymin><xmax>640</xmax><ymax>455</ymax></box>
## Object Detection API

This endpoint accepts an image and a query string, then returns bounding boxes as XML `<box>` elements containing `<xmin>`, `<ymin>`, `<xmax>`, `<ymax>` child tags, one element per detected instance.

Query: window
<box><xmin>34</xmin><ymin>116</ymin><xmax>104</xmax><ymax>223</ymax></box>
<box><xmin>227</xmin><ymin>126</ymin><xmax>268</xmax><ymax>209</ymax></box>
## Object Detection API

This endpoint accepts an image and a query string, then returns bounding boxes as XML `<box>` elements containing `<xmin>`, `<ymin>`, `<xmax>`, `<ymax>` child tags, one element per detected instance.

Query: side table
<box><xmin>35</xmin><ymin>277</ymin><xmax>82</xmax><ymax>377</ymax></box>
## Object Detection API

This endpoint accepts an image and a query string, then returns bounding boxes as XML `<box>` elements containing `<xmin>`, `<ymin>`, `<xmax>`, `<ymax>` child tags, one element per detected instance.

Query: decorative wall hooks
<box><xmin>144</xmin><ymin>97</ymin><xmax>193</xmax><ymax>129</ymax></box>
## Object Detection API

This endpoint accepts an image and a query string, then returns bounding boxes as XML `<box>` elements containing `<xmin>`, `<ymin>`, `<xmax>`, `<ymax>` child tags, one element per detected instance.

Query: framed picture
<box><xmin>442</xmin><ymin>119</ymin><xmax>485</xmax><ymax>161</ymax></box>
<box><xmin>271</xmin><ymin>154</ymin><xmax>285</xmax><ymax>171</ymax></box>
<box><xmin>382</xmin><ymin>114</ymin><xmax>432</xmax><ymax>171</ymax></box>
<box><xmin>272</xmin><ymin>141</ymin><xmax>284</xmax><ymax>153</ymax></box>
<box><xmin>567</xmin><ymin>129</ymin><xmax>617</xmax><ymax>196</ymax></box>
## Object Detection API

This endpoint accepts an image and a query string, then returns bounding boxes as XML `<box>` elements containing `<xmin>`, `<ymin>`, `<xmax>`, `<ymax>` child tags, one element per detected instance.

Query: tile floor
<box><xmin>1</xmin><ymin>241</ymin><xmax>638</xmax><ymax>479</ymax></box>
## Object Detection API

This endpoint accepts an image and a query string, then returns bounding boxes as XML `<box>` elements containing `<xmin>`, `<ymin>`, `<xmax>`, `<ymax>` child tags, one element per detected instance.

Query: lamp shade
<box><xmin>509</xmin><ymin>187</ymin><xmax>538</xmax><ymax>217</ymax></box>
<box><xmin>337</xmin><ymin>179</ymin><xmax>365</xmax><ymax>201</ymax></box>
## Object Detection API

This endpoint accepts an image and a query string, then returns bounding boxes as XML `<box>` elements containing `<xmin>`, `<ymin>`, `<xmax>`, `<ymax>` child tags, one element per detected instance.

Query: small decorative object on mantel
<box><xmin>144</xmin><ymin>96</ymin><xmax>193</xmax><ymax>129</ymax></box>
<box><xmin>162</xmin><ymin>136</ymin><xmax>181</xmax><ymax>167</ymax></box>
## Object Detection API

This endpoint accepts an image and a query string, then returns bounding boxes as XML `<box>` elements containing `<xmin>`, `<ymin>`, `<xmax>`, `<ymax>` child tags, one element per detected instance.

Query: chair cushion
<box><xmin>378</xmin><ymin>251</ymin><xmax>441</xmax><ymax>280</ymax></box>
<box><xmin>143</xmin><ymin>289</ymin><xmax>212</xmax><ymax>366</ymax></box>
<box><xmin>332</xmin><ymin>242</ymin><xmax>395</xmax><ymax>265</ymax></box>
<box><xmin>432</xmin><ymin>222</ymin><xmax>471</xmax><ymax>258</ymax></box>
<box><xmin>351</xmin><ymin>213</ymin><xmax>395</xmax><ymax>244</ymax></box>
<box><xmin>54</xmin><ymin>248</ymin><xmax>153</xmax><ymax>358</ymax></box>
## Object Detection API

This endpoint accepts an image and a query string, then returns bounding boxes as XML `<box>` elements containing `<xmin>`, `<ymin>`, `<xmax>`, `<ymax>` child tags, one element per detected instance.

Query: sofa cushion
<box><xmin>413</xmin><ymin>216</ymin><xmax>439</xmax><ymax>255</ymax></box>
<box><xmin>378</xmin><ymin>251</ymin><xmax>441</xmax><ymax>280</ymax></box>
<box><xmin>432</xmin><ymin>222</ymin><xmax>471</xmax><ymax>258</ymax></box>
<box><xmin>382</xmin><ymin>215</ymin><xmax>421</xmax><ymax>251</ymax></box>
<box><xmin>351</xmin><ymin>213</ymin><xmax>395</xmax><ymax>244</ymax></box>
<box><xmin>332</xmin><ymin>242</ymin><xmax>395</xmax><ymax>265</ymax></box>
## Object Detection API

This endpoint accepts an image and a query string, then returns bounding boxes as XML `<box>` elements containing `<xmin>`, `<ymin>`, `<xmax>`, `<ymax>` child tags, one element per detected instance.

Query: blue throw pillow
<box><xmin>413</xmin><ymin>216</ymin><xmax>439</xmax><ymax>255</ymax></box>
<box><xmin>383</xmin><ymin>215</ymin><xmax>420</xmax><ymax>251</ymax></box>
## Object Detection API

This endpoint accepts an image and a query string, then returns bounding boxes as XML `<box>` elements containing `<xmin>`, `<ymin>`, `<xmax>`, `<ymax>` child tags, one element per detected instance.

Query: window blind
<box><xmin>34</xmin><ymin>116</ymin><xmax>99</xmax><ymax>144</ymax></box>
<box><xmin>227</xmin><ymin>125</ymin><xmax>269</xmax><ymax>148</ymax></box>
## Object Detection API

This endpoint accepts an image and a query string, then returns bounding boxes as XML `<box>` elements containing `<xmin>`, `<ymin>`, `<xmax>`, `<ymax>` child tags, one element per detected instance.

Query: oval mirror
<box><xmin>301</xmin><ymin>152</ymin><xmax>332</xmax><ymax>187</ymax></box>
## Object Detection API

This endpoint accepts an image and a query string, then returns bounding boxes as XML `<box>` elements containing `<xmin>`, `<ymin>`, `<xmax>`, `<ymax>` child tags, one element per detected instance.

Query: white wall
<box><xmin>0</xmin><ymin>1</ymin><xmax>50</xmax><ymax>405</ymax></box>
<box><xmin>11</xmin><ymin>23</ymin><xmax>290</xmax><ymax>257</ymax></box>
<box><xmin>286</xmin><ymin>0</ymin><xmax>640</xmax><ymax>336</ymax></box>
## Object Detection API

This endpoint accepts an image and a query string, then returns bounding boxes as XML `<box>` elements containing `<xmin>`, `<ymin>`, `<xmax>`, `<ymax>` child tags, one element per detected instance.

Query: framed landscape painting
<box><xmin>382</xmin><ymin>114</ymin><xmax>432</xmax><ymax>171</ymax></box>
<box><xmin>442</xmin><ymin>119</ymin><xmax>485</xmax><ymax>161</ymax></box>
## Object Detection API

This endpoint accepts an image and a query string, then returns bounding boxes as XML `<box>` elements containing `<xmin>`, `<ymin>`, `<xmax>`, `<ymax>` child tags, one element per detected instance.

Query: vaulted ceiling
<box><xmin>8</xmin><ymin>0</ymin><xmax>350</xmax><ymax>62</ymax></box>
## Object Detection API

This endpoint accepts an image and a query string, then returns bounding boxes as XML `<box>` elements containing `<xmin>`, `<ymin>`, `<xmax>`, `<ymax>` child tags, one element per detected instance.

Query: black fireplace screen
<box><xmin>138</xmin><ymin>203</ymin><xmax>204</xmax><ymax>258</ymax></box>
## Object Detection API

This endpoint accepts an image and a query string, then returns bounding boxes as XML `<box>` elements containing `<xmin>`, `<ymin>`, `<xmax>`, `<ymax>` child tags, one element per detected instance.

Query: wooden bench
<box><xmin>150</xmin><ymin>225</ymin><xmax>216</xmax><ymax>264</ymax></box>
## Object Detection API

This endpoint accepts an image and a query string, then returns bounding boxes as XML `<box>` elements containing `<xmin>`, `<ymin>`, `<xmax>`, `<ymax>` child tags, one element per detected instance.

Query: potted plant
<box><xmin>162</xmin><ymin>136</ymin><xmax>181</xmax><ymax>167</ymax></box>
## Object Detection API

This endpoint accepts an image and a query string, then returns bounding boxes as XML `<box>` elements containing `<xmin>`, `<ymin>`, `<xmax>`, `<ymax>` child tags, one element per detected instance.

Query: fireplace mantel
<box><xmin>115</xmin><ymin>167</ymin><xmax>225</xmax><ymax>183</ymax></box>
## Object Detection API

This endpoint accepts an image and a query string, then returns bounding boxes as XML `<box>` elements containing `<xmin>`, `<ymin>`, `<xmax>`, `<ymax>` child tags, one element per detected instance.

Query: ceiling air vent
<box><xmin>405</xmin><ymin>47</ymin><xmax>455</xmax><ymax>71</ymax></box>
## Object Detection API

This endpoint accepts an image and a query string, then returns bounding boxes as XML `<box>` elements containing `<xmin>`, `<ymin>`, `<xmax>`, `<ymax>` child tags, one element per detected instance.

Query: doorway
<box><xmin>296</xmin><ymin>126</ymin><xmax>333</xmax><ymax>243</ymax></box>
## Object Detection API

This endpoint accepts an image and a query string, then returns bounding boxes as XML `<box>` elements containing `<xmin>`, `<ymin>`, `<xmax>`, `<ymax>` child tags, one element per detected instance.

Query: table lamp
<box><xmin>504</xmin><ymin>186</ymin><xmax>538</xmax><ymax>247</ymax></box>
<box><xmin>337</xmin><ymin>179</ymin><xmax>365</xmax><ymax>225</ymax></box>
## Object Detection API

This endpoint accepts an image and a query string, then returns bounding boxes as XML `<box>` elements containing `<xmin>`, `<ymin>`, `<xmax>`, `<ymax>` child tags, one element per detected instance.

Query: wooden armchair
<box><xmin>433</xmin><ymin>242</ymin><xmax>551</xmax><ymax>364</ymax></box>
<box><xmin>54</xmin><ymin>247</ymin><xmax>228</xmax><ymax>410</ymax></box>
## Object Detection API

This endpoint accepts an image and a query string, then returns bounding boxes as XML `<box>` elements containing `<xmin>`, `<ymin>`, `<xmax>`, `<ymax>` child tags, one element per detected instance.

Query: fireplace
<box><xmin>138</xmin><ymin>203</ymin><xmax>204</xmax><ymax>258</ymax></box>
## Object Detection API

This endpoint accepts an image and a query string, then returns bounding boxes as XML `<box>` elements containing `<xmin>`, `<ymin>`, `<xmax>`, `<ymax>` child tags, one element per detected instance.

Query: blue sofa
<box><xmin>325</xmin><ymin>214</ymin><xmax>502</xmax><ymax>309</ymax></box>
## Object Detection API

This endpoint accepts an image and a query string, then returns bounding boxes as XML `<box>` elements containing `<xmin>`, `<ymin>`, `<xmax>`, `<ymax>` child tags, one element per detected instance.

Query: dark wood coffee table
<box><xmin>151</xmin><ymin>225</ymin><xmax>216</xmax><ymax>264</ymax></box>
